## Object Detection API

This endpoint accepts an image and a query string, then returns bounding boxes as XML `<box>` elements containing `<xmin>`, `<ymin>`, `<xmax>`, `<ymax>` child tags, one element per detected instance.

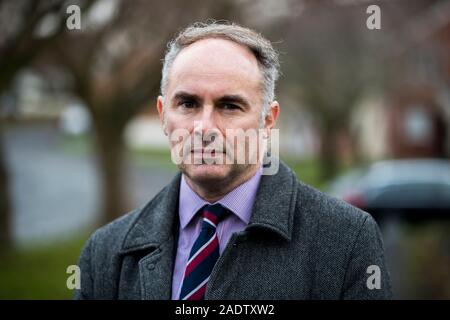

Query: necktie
<box><xmin>179</xmin><ymin>203</ymin><xmax>228</xmax><ymax>300</ymax></box>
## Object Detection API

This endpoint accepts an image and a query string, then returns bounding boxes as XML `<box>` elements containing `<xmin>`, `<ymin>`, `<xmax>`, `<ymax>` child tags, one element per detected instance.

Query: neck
<box><xmin>184</xmin><ymin>164</ymin><xmax>260</xmax><ymax>203</ymax></box>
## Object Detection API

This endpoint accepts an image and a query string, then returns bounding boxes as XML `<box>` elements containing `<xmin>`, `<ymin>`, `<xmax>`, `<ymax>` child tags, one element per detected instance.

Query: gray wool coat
<box><xmin>74</xmin><ymin>161</ymin><xmax>392</xmax><ymax>300</ymax></box>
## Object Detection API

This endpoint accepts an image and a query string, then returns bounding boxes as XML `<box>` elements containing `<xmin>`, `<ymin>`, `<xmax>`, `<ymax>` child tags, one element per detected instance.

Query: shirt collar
<box><xmin>179</xmin><ymin>166</ymin><xmax>263</xmax><ymax>229</ymax></box>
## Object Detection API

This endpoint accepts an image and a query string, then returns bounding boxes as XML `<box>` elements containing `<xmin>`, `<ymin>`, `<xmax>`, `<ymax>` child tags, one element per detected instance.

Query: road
<box><xmin>4</xmin><ymin>122</ymin><xmax>175</xmax><ymax>246</ymax></box>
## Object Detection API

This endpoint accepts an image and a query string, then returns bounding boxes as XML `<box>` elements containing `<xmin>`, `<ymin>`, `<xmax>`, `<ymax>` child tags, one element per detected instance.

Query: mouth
<box><xmin>191</xmin><ymin>149</ymin><xmax>225</xmax><ymax>156</ymax></box>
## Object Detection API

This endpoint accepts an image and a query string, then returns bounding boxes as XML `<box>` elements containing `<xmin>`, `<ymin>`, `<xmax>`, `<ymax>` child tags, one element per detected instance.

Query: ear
<box><xmin>263</xmin><ymin>101</ymin><xmax>280</xmax><ymax>136</ymax></box>
<box><xmin>157</xmin><ymin>95</ymin><xmax>168</xmax><ymax>136</ymax></box>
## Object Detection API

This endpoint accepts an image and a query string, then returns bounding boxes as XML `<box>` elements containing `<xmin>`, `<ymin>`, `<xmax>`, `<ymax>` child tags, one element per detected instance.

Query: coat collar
<box><xmin>121</xmin><ymin>159</ymin><xmax>297</xmax><ymax>252</ymax></box>
<box><xmin>246</xmin><ymin>160</ymin><xmax>297</xmax><ymax>241</ymax></box>
<box><xmin>120</xmin><ymin>171</ymin><xmax>182</xmax><ymax>253</ymax></box>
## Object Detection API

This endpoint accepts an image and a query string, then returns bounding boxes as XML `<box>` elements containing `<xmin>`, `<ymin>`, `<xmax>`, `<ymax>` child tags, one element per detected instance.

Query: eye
<box><xmin>221</xmin><ymin>103</ymin><xmax>240</xmax><ymax>110</ymax></box>
<box><xmin>179</xmin><ymin>100</ymin><xmax>196</xmax><ymax>109</ymax></box>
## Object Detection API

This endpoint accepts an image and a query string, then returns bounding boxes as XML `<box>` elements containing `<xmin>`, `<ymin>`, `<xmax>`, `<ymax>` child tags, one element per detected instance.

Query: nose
<box><xmin>193</xmin><ymin>104</ymin><xmax>222</xmax><ymax>147</ymax></box>
<box><xmin>194</xmin><ymin>104</ymin><xmax>218</xmax><ymax>134</ymax></box>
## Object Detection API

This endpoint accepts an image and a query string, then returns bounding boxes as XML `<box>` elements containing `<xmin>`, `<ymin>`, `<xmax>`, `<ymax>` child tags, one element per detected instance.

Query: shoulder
<box><xmin>88</xmin><ymin>208</ymin><xmax>141</xmax><ymax>253</ymax></box>
<box><xmin>297</xmin><ymin>177</ymin><xmax>370</xmax><ymax>221</ymax></box>
<box><xmin>86</xmin><ymin>181</ymin><xmax>173</xmax><ymax>253</ymax></box>
<box><xmin>292</xmin><ymin>174</ymin><xmax>377</xmax><ymax>248</ymax></box>
<box><xmin>290</xmin><ymin>173</ymin><xmax>391</xmax><ymax>298</ymax></box>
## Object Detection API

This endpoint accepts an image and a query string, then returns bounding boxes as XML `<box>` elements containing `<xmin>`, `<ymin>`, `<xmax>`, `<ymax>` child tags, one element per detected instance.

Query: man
<box><xmin>74</xmin><ymin>22</ymin><xmax>391</xmax><ymax>300</ymax></box>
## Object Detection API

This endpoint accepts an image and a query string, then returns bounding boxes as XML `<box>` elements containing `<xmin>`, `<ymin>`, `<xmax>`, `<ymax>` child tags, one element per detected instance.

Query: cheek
<box><xmin>222</xmin><ymin>119</ymin><xmax>261</xmax><ymax>147</ymax></box>
<box><xmin>165</xmin><ymin>112</ymin><xmax>191</xmax><ymax>132</ymax></box>
<box><xmin>225</xmin><ymin>115</ymin><xmax>260</xmax><ymax>132</ymax></box>
<box><xmin>165</xmin><ymin>115</ymin><xmax>196</xmax><ymax>152</ymax></box>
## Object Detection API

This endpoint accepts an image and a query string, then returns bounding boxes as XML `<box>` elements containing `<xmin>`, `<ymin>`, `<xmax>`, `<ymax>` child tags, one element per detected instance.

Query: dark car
<box><xmin>327</xmin><ymin>159</ymin><xmax>450</xmax><ymax>223</ymax></box>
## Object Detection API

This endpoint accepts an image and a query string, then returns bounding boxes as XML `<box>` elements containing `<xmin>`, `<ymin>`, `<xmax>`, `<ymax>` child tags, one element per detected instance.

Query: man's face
<box><xmin>157</xmin><ymin>38</ymin><xmax>275</xmax><ymax>186</ymax></box>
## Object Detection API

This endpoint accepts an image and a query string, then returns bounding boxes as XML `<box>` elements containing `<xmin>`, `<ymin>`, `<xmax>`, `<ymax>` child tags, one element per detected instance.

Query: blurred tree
<box><xmin>0</xmin><ymin>129</ymin><xmax>11</xmax><ymax>253</ymax></box>
<box><xmin>39</xmin><ymin>0</ymin><xmax>237</xmax><ymax>225</ymax></box>
<box><xmin>0</xmin><ymin>1</ymin><xmax>64</xmax><ymax>93</ymax></box>
<box><xmin>281</xmin><ymin>3</ymin><xmax>375</xmax><ymax>179</ymax></box>
<box><xmin>0</xmin><ymin>0</ymin><xmax>95</xmax><ymax>251</ymax></box>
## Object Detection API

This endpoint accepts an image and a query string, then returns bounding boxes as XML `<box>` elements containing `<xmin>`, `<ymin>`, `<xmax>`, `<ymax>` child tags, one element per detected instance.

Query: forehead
<box><xmin>167</xmin><ymin>38</ymin><xmax>262</xmax><ymax>97</ymax></box>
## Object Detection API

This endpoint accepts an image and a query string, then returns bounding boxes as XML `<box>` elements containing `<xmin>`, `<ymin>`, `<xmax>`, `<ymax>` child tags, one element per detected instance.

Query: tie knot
<box><xmin>202</xmin><ymin>203</ymin><xmax>227</xmax><ymax>228</ymax></box>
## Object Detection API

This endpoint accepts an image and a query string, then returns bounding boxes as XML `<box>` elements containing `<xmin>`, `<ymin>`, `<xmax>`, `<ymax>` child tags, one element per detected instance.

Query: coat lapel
<box><xmin>205</xmin><ymin>161</ymin><xmax>298</xmax><ymax>299</ymax></box>
<box><xmin>246</xmin><ymin>161</ymin><xmax>297</xmax><ymax>240</ymax></box>
<box><xmin>120</xmin><ymin>172</ymin><xmax>181</xmax><ymax>300</ymax></box>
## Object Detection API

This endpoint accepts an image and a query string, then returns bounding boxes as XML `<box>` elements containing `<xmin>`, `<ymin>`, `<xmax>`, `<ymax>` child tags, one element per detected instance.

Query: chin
<box><xmin>181</xmin><ymin>162</ymin><xmax>233</xmax><ymax>184</ymax></box>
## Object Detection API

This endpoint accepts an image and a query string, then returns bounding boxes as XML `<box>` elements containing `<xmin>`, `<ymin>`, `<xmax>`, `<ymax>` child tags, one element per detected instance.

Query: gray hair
<box><xmin>160</xmin><ymin>21</ymin><xmax>280</xmax><ymax>118</ymax></box>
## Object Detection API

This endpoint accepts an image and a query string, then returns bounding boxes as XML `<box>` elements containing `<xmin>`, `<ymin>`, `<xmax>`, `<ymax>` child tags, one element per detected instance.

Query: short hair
<box><xmin>160</xmin><ymin>21</ymin><xmax>280</xmax><ymax>117</ymax></box>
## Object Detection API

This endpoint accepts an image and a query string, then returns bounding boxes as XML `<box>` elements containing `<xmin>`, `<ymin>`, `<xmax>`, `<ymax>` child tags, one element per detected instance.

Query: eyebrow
<box><xmin>172</xmin><ymin>91</ymin><xmax>203</xmax><ymax>104</ymax></box>
<box><xmin>172</xmin><ymin>91</ymin><xmax>250</xmax><ymax>109</ymax></box>
<box><xmin>216</xmin><ymin>95</ymin><xmax>250</xmax><ymax>109</ymax></box>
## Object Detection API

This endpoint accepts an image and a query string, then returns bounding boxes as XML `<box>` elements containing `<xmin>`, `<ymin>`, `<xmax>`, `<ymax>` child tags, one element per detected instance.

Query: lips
<box><xmin>191</xmin><ymin>148</ymin><xmax>224</xmax><ymax>153</ymax></box>
<box><xmin>191</xmin><ymin>149</ymin><xmax>225</xmax><ymax>157</ymax></box>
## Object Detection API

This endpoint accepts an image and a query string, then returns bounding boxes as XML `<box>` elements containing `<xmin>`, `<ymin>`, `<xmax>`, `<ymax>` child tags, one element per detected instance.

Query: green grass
<box><xmin>57</xmin><ymin>133</ymin><xmax>94</xmax><ymax>156</ymax></box>
<box><xmin>0</xmin><ymin>234</ymin><xmax>89</xmax><ymax>300</ymax></box>
<box><xmin>130</xmin><ymin>146</ymin><xmax>178</xmax><ymax>172</ymax></box>
<box><xmin>401</xmin><ymin>222</ymin><xmax>450</xmax><ymax>299</ymax></box>
<box><xmin>282</xmin><ymin>157</ymin><xmax>327</xmax><ymax>190</ymax></box>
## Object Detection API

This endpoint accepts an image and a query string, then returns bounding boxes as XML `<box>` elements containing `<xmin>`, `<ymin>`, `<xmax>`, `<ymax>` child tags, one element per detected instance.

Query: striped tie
<box><xmin>179</xmin><ymin>203</ymin><xmax>227</xmax><ymax>300</ymax></box>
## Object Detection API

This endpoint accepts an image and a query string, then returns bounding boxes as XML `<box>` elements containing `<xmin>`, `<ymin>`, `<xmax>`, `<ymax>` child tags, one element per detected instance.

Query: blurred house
<box><xmin>353</xmin><ymin>87</ymin><xmax>449</xmax><ymax>161</ymax></box>
<box><xmin>387</xmin><ymin>87</ymin><xmax>447</xmax><ymax>158</ymax></box>
<box><xmin>59</xmin><ymin>103</ymin><xmax>91</xmax><ymax>136</ymax></box>
<box><xmin>7</xmin><ymin>69</ymin><xmax>74</xmax><ymax>121</ymax></box>
<box><xmin>124</xmin><ymin>113</ymin><xmax>168</xmax><ymax>150</ymax></box>
<box><xmin>352</xmin><ymin>2</ymin><xmax>450</xmax><ymax>162</ymax></box>
<box><xmin>275</xmin><ymin>99</ymin><xmax>320</xmax><ymax>159</ymax></box>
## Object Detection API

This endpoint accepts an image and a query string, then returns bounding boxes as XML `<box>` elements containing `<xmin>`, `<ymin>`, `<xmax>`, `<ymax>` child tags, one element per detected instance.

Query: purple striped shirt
<box><xmin>171</xmin><ymin>167</ymin><xmax>263</xmax><ymax>300</ymax></box>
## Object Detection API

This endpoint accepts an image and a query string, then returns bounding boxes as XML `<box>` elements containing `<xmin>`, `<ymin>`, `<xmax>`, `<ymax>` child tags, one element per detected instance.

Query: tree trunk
<box><xmin>319</xmin><ymin>124</ymin><xmax>339</xmax><ymax>180</ymax></box>
<box><xmin>94</xmin><ymin>122</ymin><xmax>128</xmax><ymax>226</ymax></box>
<box><xmin>0</xmin><ymin>127</ymin><xmax>12</xmax><ymax>253</ymax></box>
